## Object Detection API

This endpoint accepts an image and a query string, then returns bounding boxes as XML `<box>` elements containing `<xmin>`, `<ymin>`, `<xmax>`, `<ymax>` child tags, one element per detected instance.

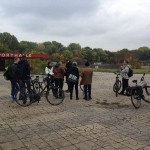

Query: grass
<box><xmin>94</xmin><ymin>68</ymin><xmax>150</xmax><ymax>74</ymax></box>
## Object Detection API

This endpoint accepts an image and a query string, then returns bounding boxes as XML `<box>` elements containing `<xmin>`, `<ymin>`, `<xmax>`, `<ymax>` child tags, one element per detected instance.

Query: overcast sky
<box><xmin>0</xmin><ymin>0</ymin><xmax>150</xmax><ymax>51</ymax></box>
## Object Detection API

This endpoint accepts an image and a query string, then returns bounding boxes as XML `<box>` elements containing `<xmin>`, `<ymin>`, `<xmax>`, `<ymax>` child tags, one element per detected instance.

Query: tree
<box><xmin>0</xmin><ymin>32</ymin><xmax>19</xmax><ymax>51</ymax></box>
<box><xmin>67</xmin><ymin>43</ymin><xmax>81</xmax><ymax>53</ymax></box>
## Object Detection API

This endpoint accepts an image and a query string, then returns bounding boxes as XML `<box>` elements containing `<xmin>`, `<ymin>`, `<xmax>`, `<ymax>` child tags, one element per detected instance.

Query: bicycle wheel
<box><xmin>33</xmin><ymin>81</ymin><xmax>40</xmax><ymax>93</ymax></box>
<box><xmin>46</xmin><ymin>86</ymin><xmax>65</xmax><ymax>105</ymax></box>
<box><xmin>142</xmin><ymin>86</ymin><xmax>150</xmax><ymax>103</ymax></box>
<box><xmin>131</xmin><ymin>89</ymin><xmax>141</xmax><ymax>109</ymax></box>
<box><xmin>113</xmin><ymin>81</ymin><xmax>121</xmax><ymax>97</ymax></box>
<box><xmin>15</xmin><ymin>90</ymin><xmax>33</xmax><ymax>107</ymax></box>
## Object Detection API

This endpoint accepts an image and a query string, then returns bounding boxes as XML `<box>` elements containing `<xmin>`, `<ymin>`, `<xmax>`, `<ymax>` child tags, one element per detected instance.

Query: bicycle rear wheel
<box><xmin>142</xmin><ymin>86</ymin><xmax>150</xmax><ymax>103</ymax></box>
<box><xmin>131</xmin><ymin>89</ymin><xmax>141</xmax><ymax>109</ymax></box>
<box><xmin>15</xmin><ymin>90</ymin><xmax>32</xmax><ymax>107</ymax></box>
<box><xmin>46</xmin><ymin>86</ymin><xmax>65</xmax><ymax>105</ymax></box>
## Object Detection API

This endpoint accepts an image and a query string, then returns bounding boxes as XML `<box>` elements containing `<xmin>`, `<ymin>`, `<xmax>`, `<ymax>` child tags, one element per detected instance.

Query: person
<box><xmin>9</xmin><ymin>57</ymin><xmax>20</xmax><ymax>101</ymax></box>
<box><xmin>119</xmin><ymin>60</ymin><xmax>131</xmax><ymax>95</ymax></box>
<box><xmin>53</xmin><ymin>61</ymin><xmax>65</xmax><ymax>90</ymax></box>
<box><xmin>68</xmin><ymin>62</ymin><xmax>79</xmax><ymax>100</ymax></box>
<box><xmin>17</xmin><ymin>56</ymin><xmax>31</xmax><ymax>102</ymax></box>
<box><xmin>45</xmin><ymin>61</ymin><xmax>54</xmax><ymax>76</ymax></box>
<box><xmin>65</xmin><ymin>60</ymin><xmax>72</xmax><ymax>92</ymax></box>
<box><xmin>80</xmin><ymin>61</ymin><xmax>93</xmax><ymax>100</ymax></box>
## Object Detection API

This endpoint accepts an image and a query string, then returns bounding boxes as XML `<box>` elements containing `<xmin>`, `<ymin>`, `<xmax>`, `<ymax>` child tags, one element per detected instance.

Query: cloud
<box><xmin>0</xmin><ymin>0</ymin><xmax>150</xmax><ymax>51</ymax></box>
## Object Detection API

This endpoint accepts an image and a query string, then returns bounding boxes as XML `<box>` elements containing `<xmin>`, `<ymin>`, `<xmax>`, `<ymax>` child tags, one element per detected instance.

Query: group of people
<box><xmin>7</xmin><ymin>56</ymin><xmax>131</xmax><ymax>102</ymax></box>
<box><xmin>45</xmin><ymin>60</ymin><xmax>93</xmax><ymax>100</ymax></box>
<box><xmin>7</xmin><ymin>56</ymin><xmax>31</xmax><ymax>101</ymax></box>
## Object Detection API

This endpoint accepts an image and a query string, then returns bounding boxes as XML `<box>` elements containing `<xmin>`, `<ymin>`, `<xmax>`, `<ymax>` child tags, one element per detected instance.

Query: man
<box><xmin>9</xmin><ymin>57</ymin><xmax>20</xmax><ymax>101</ymax></box>
<box><xmin>17</xmin><ymin>56</ymin><xmax>31</xmax><ymax>102</ymax></box>
<box><xmin>80</xmin><ymin>61</ymin><xmax>93</xmax><ymax>100</ymax></box>
<box><xmin>119</xmin><ymin>60</ymin><xmax>131</xmax><ymax>95</ymax></box>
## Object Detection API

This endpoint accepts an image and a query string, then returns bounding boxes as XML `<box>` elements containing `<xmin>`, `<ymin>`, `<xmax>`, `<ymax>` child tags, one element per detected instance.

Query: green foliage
<box><xmin>0</xmin><ymin>32</ymin><xmax>19</xmax><ymax>51</ymax></box>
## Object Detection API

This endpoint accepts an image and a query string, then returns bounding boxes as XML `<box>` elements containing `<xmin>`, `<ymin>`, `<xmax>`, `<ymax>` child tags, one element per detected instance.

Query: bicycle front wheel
<box><xmin>46</xmin><ymin>86</ymin><xmax>65</xmax><ymax>105</ymax></box>
<box><xmin>113</xmin><ymin>81</ymin><xmax>121</xmax><ymax>96</ymax></box>
<box><xmin>131</xmin><ymin>89</ymin><xmax>141</xmax><ymax>109</ymax></box>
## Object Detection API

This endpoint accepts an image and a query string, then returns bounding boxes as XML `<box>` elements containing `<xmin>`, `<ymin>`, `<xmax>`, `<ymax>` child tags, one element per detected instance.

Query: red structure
<box><xmin>0</xmin><ymin>53</ymin><xmax>49</xmax><ymax>71</ymax></box>
<box><xmin>0</xmin><ymin>53</ymin><xmax>49</xmax><ymax>59</ymax></box>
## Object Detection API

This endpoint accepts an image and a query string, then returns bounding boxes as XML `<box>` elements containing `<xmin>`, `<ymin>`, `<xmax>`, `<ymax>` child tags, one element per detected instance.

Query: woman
<box><xmin>68</xmin><ymin>62</ymin><xmax>79</xmax><ymax>100</ymax></box>
<box><xmin>45</xmin><ymin>61</ymin><xmax>54</xmax><ymax>76</ymax></box>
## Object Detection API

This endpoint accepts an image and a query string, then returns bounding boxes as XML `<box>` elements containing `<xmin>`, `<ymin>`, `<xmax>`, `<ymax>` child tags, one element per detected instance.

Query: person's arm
<box><xmin>45</xmin><ymin>67</ymin><xmax>49</xmax><ymax>75</ymax></box>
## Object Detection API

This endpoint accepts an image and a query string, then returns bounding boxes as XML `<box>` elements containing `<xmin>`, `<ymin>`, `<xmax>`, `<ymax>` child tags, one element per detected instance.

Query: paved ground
<box><xmin>0</xmin><ymin>72</ymin><xmax>150</xmax><ymax>150</ymax></box>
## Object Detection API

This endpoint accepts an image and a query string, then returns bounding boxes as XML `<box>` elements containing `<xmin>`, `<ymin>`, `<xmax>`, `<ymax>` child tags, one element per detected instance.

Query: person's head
<box><xmin>123</xmin><ymin>60</ymin><xmax>128</xmax><ymax>65</ymax></box>
<box><xmin>58</xmin><ymin>61</ymin><xmax>62</xmax><ymax>66</ymax></box>
<box><xmin>73</xmin><ymin>61</ymin><xmax>77</xmax><ymax>67</ymax></box>
<box><xmin>85</xmin><ymin>61</ymin><xmax>90</xmax><ymax>67</ymax></box>
<box><xmin>21</xmin><ymin>55</ymin><xmax>27</xmax><ymax>60</ymax></box>
<box><xmin>47</xmin><ymin>61</ymin><xmax>52</xmax><ymax>68</ymax></box>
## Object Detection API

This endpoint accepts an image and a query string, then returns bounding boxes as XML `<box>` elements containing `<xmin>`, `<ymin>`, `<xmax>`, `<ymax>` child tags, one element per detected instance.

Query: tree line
<box><xmin>1</xmin><ymin>32</ymin><xmax>150</xmax><ymax>70</ymax></box>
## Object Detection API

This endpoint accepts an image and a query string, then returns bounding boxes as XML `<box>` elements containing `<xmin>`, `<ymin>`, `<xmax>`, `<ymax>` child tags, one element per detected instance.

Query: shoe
<box><xmin>70</xmin><ymin>97</ymin><xmax>72</xmax><ymax>100</ymax></box>
<box><xmin>76</xmin><ymin>98</ymin><xmax>79</xmax><ymax>100</ymax></box>
<box><xmin>89</xmin><ymin>97</ymin><xmax>92</xmax><ymax>100</ymax></box>
<box><xmin>83</xmin><ymin>97</ymin><xmax>87</xmax><ymax>100</ymax></box>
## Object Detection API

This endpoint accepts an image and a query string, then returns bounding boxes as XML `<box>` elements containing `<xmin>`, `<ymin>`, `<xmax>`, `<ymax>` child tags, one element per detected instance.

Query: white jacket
<box><xmin>120</xmin><ymin>65</ymin><xmax>130</xmax><ymax>79</ymax></box>
<box><xmin>45</xmin><ymin>67</ymin><xmax>54</xmax><ymax>75</ymax></box>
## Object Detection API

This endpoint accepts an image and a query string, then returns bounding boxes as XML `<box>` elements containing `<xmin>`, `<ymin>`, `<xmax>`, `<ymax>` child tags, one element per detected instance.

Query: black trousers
<box><xmin>84</xmin><ymin>84</ymin><xmax>91</xmax><ymax>99</ymax></box>
<box><xmin>69</xmin><ymin>81</ymin><xmax>78</xmax><ymax>99</ymax></box>
<box><xmin>54</xmin><ymin>78</ymin><xmax>64</xmax><ymax>89</ymax></box>
<box><xmin>121</xmin><ymin>78</ymin><xmax>129</xmax><ymax>93</ymax></box>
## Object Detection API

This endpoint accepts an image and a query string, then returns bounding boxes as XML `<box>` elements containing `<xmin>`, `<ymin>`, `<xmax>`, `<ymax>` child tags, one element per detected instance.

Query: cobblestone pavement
<box><xmin>0</xmin><ymin>72</ymin><xmax>150</xmax><ymax>150</ymax></box>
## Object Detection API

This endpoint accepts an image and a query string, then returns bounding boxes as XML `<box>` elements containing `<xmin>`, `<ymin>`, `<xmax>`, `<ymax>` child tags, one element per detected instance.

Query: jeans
<box><xmin>19</xmin><ymin>80</ymin><xmax>31</xmax><ymax>98</ymax></box>
<box><xmin>10</xmin><ymin>80</ymin><xmax>19</xmax><ymax>99</ymax></box>
<box><xmin>84</xmin><ymin>84</ymin><xmax>92</xmax><ymax>99</ymax></box>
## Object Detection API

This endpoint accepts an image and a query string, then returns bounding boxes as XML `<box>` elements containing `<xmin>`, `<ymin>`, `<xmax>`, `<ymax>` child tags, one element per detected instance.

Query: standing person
<box><xmin>65</xmin><ymin>60</ymin><xmax>72</xmax><ymax>92</ymax></box>
<box><xmin>17</xmin><ymin>56</ymin><xmax>31</xmax><ymax>102</ymax></box>
<box><xmin>80</xmin><ymin>61</ymin><xmax>93</xmax><ymax>100</ymax></box>
<box><xmin>53</xmin><ymin>61</ymin><xmax>65</xmax><ymax>90</ymax></box>
<box><xmin>119</xmin><ymin>60</ymin><xmax>131</xmax><ymax>95</ymax></box>
<box><xmin>68</xmin><ymin>62</ymin><xmax>79</xmax><ymax>100</ymax></box>
<box><xmin>45</xmin><ymin>61</ymin><xmax>54</xmax><ymax>76</ymax></box>
<box><xmin>9</xmin><ymin>57</ymin><xmax>20</xmax><ymax>101</ymax></box>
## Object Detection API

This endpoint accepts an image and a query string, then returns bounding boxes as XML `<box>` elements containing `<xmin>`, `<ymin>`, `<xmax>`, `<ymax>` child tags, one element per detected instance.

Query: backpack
<box><xmin>3</xmin><ymin>66</ymin><xmax>12</xmax><ymax>80</ymax></box>
<box><xmin>128</xmin><ymin>66</ymin><xmax>133</xmax><ymax>77</ymax></box>
<box><xmin>17</xmin><ymin>61</ymin><xmax>28</xmax><ymax>80</ymax></box>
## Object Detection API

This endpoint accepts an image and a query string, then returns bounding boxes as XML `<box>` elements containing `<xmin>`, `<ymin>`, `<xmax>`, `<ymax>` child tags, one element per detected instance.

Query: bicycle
<box><xmin>113</xmin><ymin>72</ymin><xmax>122</xmax><ymax>97</ymax></box>
<box><xmin>15</xmin><ymin>75</ymin><xmax>65</xmax><ymax>107</ymax></box>
<box><xmin>130</xmin><ymin>73</ymin><xmax>150</xmax><ymax>109</ymax></box>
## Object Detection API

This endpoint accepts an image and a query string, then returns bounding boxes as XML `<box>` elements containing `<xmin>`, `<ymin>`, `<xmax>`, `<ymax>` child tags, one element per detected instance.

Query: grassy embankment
<box><xmin>94</xmin><ymin>68</ymin><xmax>150</xmax><ymax>74</ymax></box>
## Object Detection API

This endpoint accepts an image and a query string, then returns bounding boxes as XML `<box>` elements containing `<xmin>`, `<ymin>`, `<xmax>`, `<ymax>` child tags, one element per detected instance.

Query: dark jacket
<box><xmin>9</xmin><ymin>63</ymin><xmax>18</xmax><ymax>81</ymax></box>
<box><xmin>17</xmin><ymin>59</ymin><xmax>30</xmax><ymax>80</ymax></box>
<box><xmin>69</xmin><ymin>66</ymin><xmax>79</xmax><ymax>80</ymax></box>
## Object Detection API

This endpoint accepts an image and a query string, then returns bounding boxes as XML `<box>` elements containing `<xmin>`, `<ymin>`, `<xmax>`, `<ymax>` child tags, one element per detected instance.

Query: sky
<box><xmin>0</xmin><ymin>0</ymin><xmax>150</xmax><ymax>51</ymax></box>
